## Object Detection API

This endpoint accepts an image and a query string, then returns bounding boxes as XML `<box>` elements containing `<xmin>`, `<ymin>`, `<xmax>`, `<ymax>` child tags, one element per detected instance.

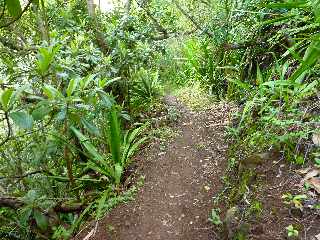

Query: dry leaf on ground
<box><xmin>298</xmin><ymin>168</ymin><xmax>320</xmax><ymax>194</ymax></box>
<box><xmin>312</xmin><ymin>132</ymin><xmax>320</xmax><ymax>146</ymax></box>
<box><xmin>303</xmin><ymin>169</ymin><xmax>320</xmax><ymax>181</ymax></box>
<box><xmin>295</xmin><ymin>167</ymin><xmax>311</xmax><ymax>175</ymax></box>
<box><xmin>306</xmin><ymin>178</ymin><xmax>320</xmax><ymax>194</ymax></box>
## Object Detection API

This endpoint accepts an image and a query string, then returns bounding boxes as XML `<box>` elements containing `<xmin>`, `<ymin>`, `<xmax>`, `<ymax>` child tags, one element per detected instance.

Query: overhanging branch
<box><xmin>173</xmin><ymin>0</ymin><xmax>214</xmax><ymax>38</ymax></box>
<box><xmin>0</xmin><ymin>196</ymin><xmax>85</xmax><ymax>213</ymax></box>
<box><xmin>135</xmin><ymin>0</ymin><xmax>168</xmax><ymax>37</ymax></box>
<box><xmin>0</xmin><ymin>1</ymin><xmax>33</xmax><ymax>28</ymax></box>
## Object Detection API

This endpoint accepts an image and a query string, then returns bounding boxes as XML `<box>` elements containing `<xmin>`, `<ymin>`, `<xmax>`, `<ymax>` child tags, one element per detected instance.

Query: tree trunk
<box><xmin>86</xmin><ymin>0</ymin><xmax>110</xmax><ymax>54</ymax></box>
<box><xmin>125</xmin><ymin>0</ymin><xmax>132</xmax><ymax>15</ymax></box>
<box><xmin>33</xmin><ymin>0</ymin><xmax>50</xmax><ymax>43</ymax></box>
<box><xmin>86</xmin><ymin>0</ymin><xmax>95</xmax><ymax>17</ymax></box>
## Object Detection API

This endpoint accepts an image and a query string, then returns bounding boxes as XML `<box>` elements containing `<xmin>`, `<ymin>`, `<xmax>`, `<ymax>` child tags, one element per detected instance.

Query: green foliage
<box><xmin>174</xmin><ymin>83</ymin><xmax>215</xmax><ymax>110</ymax></box>
<box><xmin>227</xmin><ymin>0</ymin><xmax>320</xmax><ymax>164</ymax></box>
<box><xmin>71</xmin><ymin>115</ymin><xmax>147</xmax><ymax>185</ymax></box>
<box><xmin>132</xmin><ymin>68</ymin><xmax>161</xmax><ymax>104</ymax></box>
<box><xmin>286</xmin><ymin>225</ymin><xmax>299</xmax><ymax>238</ymax></box>
<box><xmin>108</xmin><ymin>107</ymin><xmax>122</xmax><ymax>166</ymax></box>
<box><xmin>208</xmin><ymin>208</ymin><xmax>223</xmax><ymax>225</ymax></box>
<box><xmin>5</xmin><ymin>0</ymin><xmax>22</xmax><ymax>18</ymax></box>
<box><xmin>0</xmin><ymin>1</ymin><xmax>160</xmax><ymax>237</ymax></box>
<box><xmin>10</xmin><ymin>111</ymin><xmax>34</xmax><ymax>129</ymax></box>
<box><xmin>37</xmin><ymin>45</ymin><xmax>61</xmax><ymax>76</ymax></box>
<box><xmin>282</xmin><ymin>193</ymin><xmax>308</xmax><ymax>210</ymax></box>
<box><xmin>0</xmin><ymin>0</ymin><xmax>319</xmax><ymax>238</ymax></box>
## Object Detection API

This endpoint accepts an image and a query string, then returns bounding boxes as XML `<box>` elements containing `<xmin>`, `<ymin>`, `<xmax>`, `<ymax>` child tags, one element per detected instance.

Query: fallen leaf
<box><xmin>295</xmin><ymin>167</ymin><xmax>311</xmax><ymax>175</ymax></box>
<box><xmin>303</xmin><ymin>169</ymin><xmax>320</xmax><ymax>181</ymax></box>
<box><xmin>306</xmin><ymin>177</ymin><xmax>320</xmax><ymax>194</ymax></box>
<box><xmin>299</xmin><ymin>168</ymin><xmax>320</xmax><ymax>188</ymax></box>
<box><xmin>313</xmin><ymin>132</ymin><xmax>320</xmax><ymax>146</ymax></box>
<box><xmin>83</xmin><ymin>228</ymin><xmax>95</xmax><ymax>240</ymax></box>
<box><xmin>82</xmin><ymin>222</ymin><xmax>98</xmax><ymax>240</ymax></box>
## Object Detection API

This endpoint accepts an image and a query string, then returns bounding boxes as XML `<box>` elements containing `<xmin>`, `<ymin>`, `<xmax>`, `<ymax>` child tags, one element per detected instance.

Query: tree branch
<box><xmin>54</xmin><ymin>202</ymin><xmax>84</xmax><ymax>213</ymax></box>
<box><xmin>0</xmin><ymin>196</ymin><xmax>23</xmax><ymax>209</ymax></box>
<box><xmin>222</xmin><ymin>41</ymin><xmax>266</xmax><ymax>51</ymax></box>
<box><xmin>0</xmin><ymin>1</ymin><xmax>32</xmax><ymax>28</ymax></box>
<box><xmin>136</xmin><ymin>0</ymin><xmax>168</xmax><ymax>37</ymax></box>
<box><xmin>0</xmin><ymin>112</ymin><xmax>12</xmax><ymax>147</ymax></box>
<box><xmin>0</xmin><ymin>196</ymin><xmax>85</xmax><ymax>213</ymax></box>
<box><xmin>0</xmin><ymin>0</ymin><xmax>6</xmax><ymax>21</ymax></box>
<box><xmin>173</xmin><ymin>0</ymin><xmax>214</xmax><ymax>38</ymax></box>
<box><xmin>152</xmin><ymin>29</ymin><xmax>197</xmax><ymax>41</ymax></box>
<box><xmin>0</xmin><ymin>170</ymin><xmax>49</xmax><ymax>180</ymax></box>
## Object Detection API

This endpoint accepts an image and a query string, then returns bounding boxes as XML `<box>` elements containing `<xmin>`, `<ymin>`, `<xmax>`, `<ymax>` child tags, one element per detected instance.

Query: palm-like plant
<box><xmin>71</xmin><ymin>106</ymin><xmax>147</xmax><ymax>185</ymax></box>
<box><xmin>132</xmin><ymin>68</ymin><xmax>160</xmax><ymax>102</ymax></box>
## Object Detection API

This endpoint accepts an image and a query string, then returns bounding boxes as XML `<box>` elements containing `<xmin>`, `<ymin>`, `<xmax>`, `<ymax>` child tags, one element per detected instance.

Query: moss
<box><xmin>228</xmin><ymin>169</ymin><xmax>256</xmax><ymax>205</ymax></box>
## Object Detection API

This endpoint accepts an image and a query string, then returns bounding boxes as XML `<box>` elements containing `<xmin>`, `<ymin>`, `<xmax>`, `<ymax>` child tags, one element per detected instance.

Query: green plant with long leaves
<box><xmin>71</xmin><ymin>107</ymin><xmax>147</xmax><ymax>185</ymax></box>
<box><xmin>132</xmin><ymin>68</ymin><xmax>161</xmax><ymax>103</ymax></box>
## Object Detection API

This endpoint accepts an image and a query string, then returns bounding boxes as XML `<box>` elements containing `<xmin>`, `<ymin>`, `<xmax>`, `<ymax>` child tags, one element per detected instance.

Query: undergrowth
<box><xmin>1</xmin><ymin>0</ymin><xmax>320</xmax><ymax>239</ymax></box>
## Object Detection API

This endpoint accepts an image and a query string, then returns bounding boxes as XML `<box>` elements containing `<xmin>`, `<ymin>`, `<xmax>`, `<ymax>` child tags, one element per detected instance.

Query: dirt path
<box><xmin>78</xmin><ymin>96</ymin><xmax>232</xmax><ymax>240</ymax></box>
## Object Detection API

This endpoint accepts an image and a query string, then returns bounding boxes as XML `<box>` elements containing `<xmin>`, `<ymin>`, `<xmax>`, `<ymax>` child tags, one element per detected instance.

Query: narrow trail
<box><xmin>79</xmin><ymin>96</ymin><xmax>232</xmax><ymax>240</ymax></box>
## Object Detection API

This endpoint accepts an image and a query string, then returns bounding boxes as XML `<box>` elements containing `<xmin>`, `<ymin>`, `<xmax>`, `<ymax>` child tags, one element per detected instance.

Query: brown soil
<box><xmin>216</xmin><ymin>151</ymin><xmax>320</xmax><ymax>240</ymax></box>
<box><xmin>248</xmin><ymin>162</ymin><xmax>320</xmax><ymax>240</ymax></box>
<box><xmin>75</xmin><ymin>96</ymin><xmax>233</xmax><ymax>240</ymax></box>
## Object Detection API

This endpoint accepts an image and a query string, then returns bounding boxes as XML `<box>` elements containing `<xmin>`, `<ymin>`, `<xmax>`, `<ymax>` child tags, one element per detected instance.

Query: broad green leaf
<box><xmin>66</xmin><ymin>78</ymin><xmax>79</xmax><ymax>97</ymax></box>
<box><xmin>289</xmin><ymin>39</ymin><xmax>320</xmax><ymax>82</ymax></box>
<box><xmin>120</xmin><ymin>112</ymin><xmax>131</xmax><ymax>121</ymax></box>
<box><xmin>32</xmin><ymin>105</ymin><xmax>53</xmax><ymax>121</ymax></box>
<box><xmin>313</xmin><ymin>0</ymin><xmax>320</xmax><ymax>22</ymax></box>
<box><xmin>262</xmin><ymin>80</ymin><xmax>290</xmax><ymax>87</ymax></box>
<box><xmin>81</xmin><ymin>119</ymin><xmax>101</xmax><ymax>137</ymax></box>
<box><xmin>25</xmin><ymin>190</ymin><xmax>38</xmax><ymax>203</ymax></box>
<box><xmin>80</xmin><ymin>74</ymin><xmax>95</xmax><ymax>89</ymax></box>
<box><xmin>86</xmin><ymin>161</ymin><xmax>112</xmax><ymax>177</ymax></box>
<box><xmin>18</xmin><ymin>208</ymin><xmax>32</xmax><ymax>227</ymax></box>
<box><xmin>297</xmin><ymin>80</ymin><xmax>318</xmax><ymax>98</ymax></box>
<box><xmin>68</xmin><ymin>112</ymin><xmax>81</xmax><ymax>124</ymax></box>
<box><xmin>266</xmin><ymin>0</ymin><xmax>308</xmax><ymax>9</ymax></box>
<box><xmin>43</xmin><ymin>85</ymin><xmax>62</xmax><ymax>99</ymax></box>
<box><xmin>261</xmin><ymin>15</ymin><xmax>295</xmax><ymax>27</ymax></box>
<box><xmin>70</xmin><ymin>126</ymin><xmax>104</xmax><ymax>161</ymax></box>
<box><xmin>56</xmin><ymin>108</ymin><xmax>66</xmax><ymax>121</ymax></box>
<box><xmin>10</xmin><ymin>111</ymin><xmax>33</xmax><ymax>129</ymax></box>
<box><xmin>36</xmin><ymin>45</ymin><xmax>61</xmax><ymax>75</ymax></box>
<box><xmin>293</xmin><ymin>194</ymin><xmax>308</xmax><ymax>200</ymax></box>
<box><xmin>114</xmin><ymin>163</ymin><xmax>123</xmax><ymax>184</ymax></box>
<box><xmin>0</xmin><ymin>88</ymin><xmax>14</xmax><ymax>111</ymax></box>
<box><xmin>98</xmin><ymin>77</ymin><xmax>121</xmax><ymax>88</ymax></box>
<box><xmin>127</xmin><ymin>125</ymin><xmax>146</xmax><ymax>147</ymax></box>
<box><xmin>228</xmin><ymin>79</ymin><xmax>251</xmax><ymax>90</ymax></box>
<box><xmin>37</xmin><ymin>48</ymin><xmax>50</xmax><ymax>75</ymax></box>
<box><xmin>108</xmin><ymin>107</ymin><xmax>121</xmax><ymax>164</ymax></box>
<box><xmin>256</xmin><ymin>65</ymin><xmax>263</xmax><ymax>85</ymax></box>
<box><xmin>97</xmin><ymin>91</ymin><xmax>114</xmax><ymax>108</ymax></box>
<box><xmin>5</xmin><ymin>0</ymin><xmax>22</xmax><ymax>18</ymax></box>
<box><xmin>122</xmin><ymin>136</ymin><xmax>148</xmax><ymax>165</ymax></box>
<box><xmin>33</xmin><ymin>210</ymin><xmax>48</xmax><ymax>231</ymax></box>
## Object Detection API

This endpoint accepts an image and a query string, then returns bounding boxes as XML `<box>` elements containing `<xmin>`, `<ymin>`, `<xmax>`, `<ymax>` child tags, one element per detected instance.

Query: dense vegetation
<box><xmin>0</xmin><ymin>0</ymin><xmax>319</xmax><ymax>239</ymax></box>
